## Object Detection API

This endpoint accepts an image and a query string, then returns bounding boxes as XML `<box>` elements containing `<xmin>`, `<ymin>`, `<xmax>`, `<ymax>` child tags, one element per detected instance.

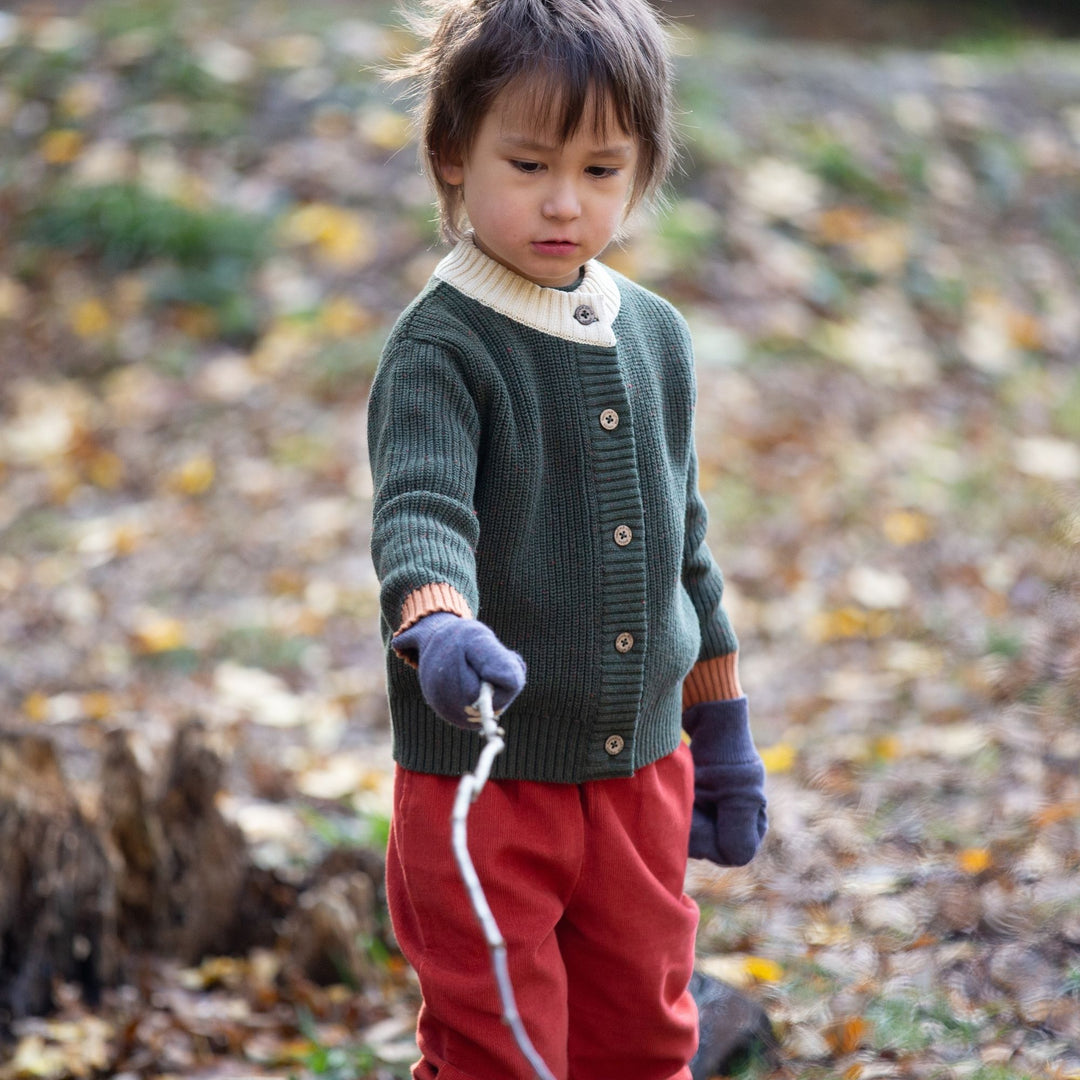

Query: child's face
<box><xmin>439</xmin><ymin>83</ymin><xmax>638</xmax><ymax>287</ymax></box>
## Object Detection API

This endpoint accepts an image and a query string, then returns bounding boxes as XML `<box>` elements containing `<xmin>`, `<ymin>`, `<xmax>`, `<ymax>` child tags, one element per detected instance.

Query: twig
<box><xmin>451</xmin><ymin>682</ymin><xmax>558</xmax><ymax>1080</ymax></box>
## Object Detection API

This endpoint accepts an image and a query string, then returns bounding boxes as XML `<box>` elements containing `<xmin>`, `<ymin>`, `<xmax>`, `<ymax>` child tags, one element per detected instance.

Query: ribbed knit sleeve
<box><xmin>682</xmin><ymin>409</ymin><xmax>740</xmax><ymax>665</ymax></box>
<box><xmin>368</xmin><ymin>337</ymin><xmax>482</xmax><ymax>637</ymax></box>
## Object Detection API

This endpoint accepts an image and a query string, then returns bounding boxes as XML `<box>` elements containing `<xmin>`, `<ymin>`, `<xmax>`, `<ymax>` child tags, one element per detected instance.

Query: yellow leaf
<box><xmin>872</xmin><ymin>735</ymin><xmax>903</xmax><ymax>761</ymax></box>
<box><xmin>759</xmin><ymin>742</ymin><xmax>797</xmax><ymax>774</ymax></box>
<box><xmin>741</xmin><ymin>956</ymin><xmax>783</xmax><ymax>983</ymax></box>
<box><xmin>70</xmin><ymin>298</ymin><xmax>112</xmax><ymax>338</ymax></box>
<box><xmin>22</xmin><ymin>691</ymin><xmax>49</xmax><ymax>723</ymax></box>
<box><xmin>59</xmin><ymin>78</ymin><xmax>107</xmax><ymax>120</ymax></box>
<box><xmin>171</xmin><ymin>455</ymin><xmax>215</xmax><ymax>496</ymax></box>
<box><xmin>252</xmin><ymin>323</ymin><xmax>315</xmax><ymax>374</ymax></box>
<box><xmin>39</xmin><ymin>128</ymin><xmax>84</xmax><ymax>164</ymax></box>
<box><xmin>317</xmin><ymin>213</ymin><xmax>376</xmax><ymax>271</ymax></box>
<box><xmin>1007</xmin><ymin>308</ymin><xmax>1044</xmax><ymax>352</ymax></box>
<box><xmin>132</xmin><ymin>614</ymin><xmax>186</xmax><ymax>654</ymax></box>
<box><xmin>112</xmin><ymin>523</ymin><xmax>141</xmax><ymax>557</ymax></box>
<box><xmin>320</xmin><ymin>296</ymin><xmax>374</xmax><ymax>337</ymax></box>
<box><xmin>883</xmin><ymin>508</ymin><xmax>932</xmax><ymax>546</ymax></box>
<box><xmin>281</xmin><ymin>204</ymin><xmax>376</xmax><ymax>270</ymax></box>
<box><xmin>958</xmin><ymin>847</ymin><xmax>992</xmax><ymax>875</ymax></box>
<box><xmin>282</xmin><ymin>202</ymin><xmax>340</xmax><ymax>244</ymax></box>
<box><xmin>808</xmin><ymin>606</ymin><xmax>865</xmax><ymax>641</ymax></box>
<box><xmin>81</xmin><ymin>691</ymin><xmax>113</xmax><ymax>721</ymax></box>
<box><xmin>87</xmin><ymin>449</ymin><xmax>124</xmax><ymax>489</ymax></box>
<box><xmin>358</xmin><ymin>107</ymin><xmax>412</xmax><ymax>152</ymax></box>
<box><xmin>808</xmin><ymin>606</ymin><xmax>893</xmax><ymax>642</ymax></box>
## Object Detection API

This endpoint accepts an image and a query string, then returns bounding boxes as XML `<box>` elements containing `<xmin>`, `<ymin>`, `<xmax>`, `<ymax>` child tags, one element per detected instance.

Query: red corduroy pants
<box><xmin>386</xmin><ymin>744</ymin><xmax>699</xmax><ymax>1080</ymax></box>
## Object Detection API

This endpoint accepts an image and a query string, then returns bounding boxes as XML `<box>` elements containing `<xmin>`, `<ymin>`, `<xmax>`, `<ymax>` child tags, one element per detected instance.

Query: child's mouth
<box><xmin>531</xmin><ymin>240</ymin><xmax>578</xmax><ymax>255</ymax></box>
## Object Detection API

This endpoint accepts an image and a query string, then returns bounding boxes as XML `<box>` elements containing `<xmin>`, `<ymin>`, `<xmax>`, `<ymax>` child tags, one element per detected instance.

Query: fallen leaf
<box><xmin>169</xmin><ymin>455</ymin><xmax>216</xmax><ymax>496</ymax></box>
<box><xmin>39</xmin><ymin>128</ymin><xmax>84</xmax><ymax>164</ymax></box>
<box><xmin>958</xmin><ymin>847</ymin><xmax>993</xmax><ymax>875</ymax></box>
<box><xmin>826</xmin><ymin>1016</ymin><xmax>872</xmax><ymax>1055</ymax></box>
<box><xmin>131</xmin><ymin>612</ymin><xmax>187</xmax><ymax>653</ymax></box>
<box><xmin>70</xmin><ymin>299</ymin><xmax>112</xmax><ymax>338</ymax></box>
<box><xmin>742</xmin><ymin>956</ymin><xmax>784</xmax><ymax>983</ymax></box>
<box><xmin>760</xmin><ymin>742</ymin><xmax>798</xmax><ymax>773</ymax></box>
<box><xmin>22</xmin><ymin>690</ymin><xmax>49</xmax><ymax>722</ymax></box>
<box><xmin>882</xmin><ymin>509</ymin><xmax>933</xmax><ymax>545</ymax></box>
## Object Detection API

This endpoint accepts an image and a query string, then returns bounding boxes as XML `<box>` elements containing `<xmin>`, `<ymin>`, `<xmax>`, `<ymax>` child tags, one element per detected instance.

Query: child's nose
<box><xmin>542</xmin><ymin>178</ymin><xmax>581</xmax><ymax>220</ymax></box>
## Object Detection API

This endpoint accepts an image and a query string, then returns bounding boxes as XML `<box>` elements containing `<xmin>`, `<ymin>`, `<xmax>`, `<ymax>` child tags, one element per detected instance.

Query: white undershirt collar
<box><xmin>432</xmin><ymin>234</ymin><xmax>621</xmax><ymax>347</ymax></box>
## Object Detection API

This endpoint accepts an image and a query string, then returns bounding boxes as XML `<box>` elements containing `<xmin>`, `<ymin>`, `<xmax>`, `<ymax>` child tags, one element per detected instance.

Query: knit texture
<box><xmin>368</xmin><ymin>237</ymin><xmax>739</xmax><ymax>781</ymax></box>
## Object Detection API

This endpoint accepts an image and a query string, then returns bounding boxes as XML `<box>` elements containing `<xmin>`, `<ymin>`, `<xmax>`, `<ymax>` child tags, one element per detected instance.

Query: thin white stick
<box><xmin>451</xmin><ymin>683</ymin><xmax>558</xmax><ymax>1080</ymax></box>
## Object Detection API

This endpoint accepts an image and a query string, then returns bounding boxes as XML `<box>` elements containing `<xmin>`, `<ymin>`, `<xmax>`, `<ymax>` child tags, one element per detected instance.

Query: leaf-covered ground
<box><xmin>0</xmin><ymin>2</ymin><xmax>1078</xmax><ymax>1078</ymax></box>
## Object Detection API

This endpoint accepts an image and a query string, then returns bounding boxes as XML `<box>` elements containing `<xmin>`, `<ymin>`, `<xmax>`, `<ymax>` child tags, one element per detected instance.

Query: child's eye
<box><xmin>511</xmin><ymin>160</ymin><xmax>542</xmax><ymax>174</ymax></box>
<box><xmin>586</xmin><ymin>166</ymin><xmax>620</xmax><ymax>179</ymax></box>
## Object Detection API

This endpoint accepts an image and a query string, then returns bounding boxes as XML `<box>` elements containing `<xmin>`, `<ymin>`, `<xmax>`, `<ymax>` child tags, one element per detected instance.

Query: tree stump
<box><xmin>1</xmin><ymin>720</ymin><xmax>385</xmax><ymax>1034</ymax></box>
<box><xmin>154</xmin><ymin>722</ymin><xmax>251</xmax><ymax>963</ymax></box>
<box><xmin>0</xmin><ymin>731</ymin><xmax>118</xmax><ymax>1027</ymax></box>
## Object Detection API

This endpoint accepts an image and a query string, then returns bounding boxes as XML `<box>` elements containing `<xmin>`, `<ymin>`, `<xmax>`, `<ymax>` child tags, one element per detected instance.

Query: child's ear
<box><xmin>436</xmin><ymin>154</ymin><xmax>464</xmax><ymax>187</ymax></box>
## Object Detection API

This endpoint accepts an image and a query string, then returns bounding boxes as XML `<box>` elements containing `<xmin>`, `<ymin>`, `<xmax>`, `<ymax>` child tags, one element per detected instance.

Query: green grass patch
<box><xmin>304</xmin><ymin>335</ymin><xmax>386</xmax><ymax>402</ymax></box>
<box><xmin>216</xmin><ymin>625</ymin><xmax>315</xmax><ymax>672</ymax></box>
<box><xmin>1052</xmin><ymin>369</ymin><xmax>1080</xmax><ymax>441</ymax></box>
<box><xmin>866</xmin><ymin>991</ymin><xmax>983</xmax><ymax>1057</ymax></box>
<box><xmin>20</xmin><ymin>182</ymin><xmax>268</xmax><ymax>271</ymax></box>
<box><xmin>808</xmin><ymin>137</ymin><xmax>900</xmax><ymax>212</ymax></box>
<box><xmin>300</xmin><ymin>805</ymin><xmax>390</xmax><ymax>854</ymax></box>
<box><xmin>293</xmin><ymin>1007</ymin><xmax>410</xmax><ymax>1080</ymax></box>
<box><xmin>20</xmin><ymin>182</ymin><xmax>270</xmax><ymax>338</ymax></box>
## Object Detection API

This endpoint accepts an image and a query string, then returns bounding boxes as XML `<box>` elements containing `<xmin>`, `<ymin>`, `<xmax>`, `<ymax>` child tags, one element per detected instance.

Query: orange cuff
<box><xmin>393</xmin><ymin>583</ymin><xmax>474</xmax><ymax>666</ymax></box>
<box><xmin>682</xmin><ymin>652</ymin><xmax>743</xmax><ymax>709</ymax></box>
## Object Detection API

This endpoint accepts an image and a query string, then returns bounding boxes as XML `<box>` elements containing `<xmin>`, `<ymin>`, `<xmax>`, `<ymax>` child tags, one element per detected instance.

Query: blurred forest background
<box><xmin>0</xmin><ymin>0</ymin><xmax>1078</xmax><ymax>1078</ymax></box>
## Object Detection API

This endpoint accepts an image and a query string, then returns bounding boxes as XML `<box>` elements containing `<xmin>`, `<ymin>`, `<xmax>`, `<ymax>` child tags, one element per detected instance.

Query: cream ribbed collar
<box><xmin>432</xmin><ymin>235</ymin><xmax>622</xmax><ymax>347</ymax></box>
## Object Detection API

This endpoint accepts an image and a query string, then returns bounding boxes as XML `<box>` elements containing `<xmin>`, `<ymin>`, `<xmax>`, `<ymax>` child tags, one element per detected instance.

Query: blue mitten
<box><xmin>392</xmin><ymin>612</ymin><xmax>526</xmax><ymax>729</ymax></box>
<box><xmin>682</xmin><ymin>697</ymin><xmax>767</xmax><ymax>867</ymax></box>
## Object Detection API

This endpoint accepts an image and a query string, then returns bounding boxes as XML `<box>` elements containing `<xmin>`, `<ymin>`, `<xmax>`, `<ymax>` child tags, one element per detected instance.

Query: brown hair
<box><xmin>388</xmin><ymin>0</ymin><xmax>677</xmax><ymax>242</ymax></box>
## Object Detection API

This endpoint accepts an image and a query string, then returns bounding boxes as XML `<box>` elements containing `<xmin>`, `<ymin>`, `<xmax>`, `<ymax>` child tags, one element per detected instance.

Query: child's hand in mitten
<box><xmin>682</xmin><ymin>697</ymin><xmax>767</xmax><ymax>867</ymax></box>
<box><xmin>392</xmin><ymin>612</ymin><xmax>526</xmax><ymax>729</ymax></box>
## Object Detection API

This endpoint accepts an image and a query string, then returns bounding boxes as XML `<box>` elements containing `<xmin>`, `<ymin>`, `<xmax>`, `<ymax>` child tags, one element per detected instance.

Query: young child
<box><xmin>367</xmin><ymin>1</ymin><xmax>768</xmax><ymax>1077</ymax></box>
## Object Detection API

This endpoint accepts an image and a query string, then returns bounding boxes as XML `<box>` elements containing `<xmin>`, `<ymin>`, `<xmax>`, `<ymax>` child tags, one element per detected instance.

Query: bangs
<box><xmin>497</xmin><ymin>70</ymin><xmax>631</xmax><ymax>146</ymax></box>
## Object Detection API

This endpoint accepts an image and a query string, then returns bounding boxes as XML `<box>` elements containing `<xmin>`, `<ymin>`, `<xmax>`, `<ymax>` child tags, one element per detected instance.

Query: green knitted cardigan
<box><xmin>368</xmin><ymin>237</ymin><xmax>740</xmax><ymax>782</ymax></box>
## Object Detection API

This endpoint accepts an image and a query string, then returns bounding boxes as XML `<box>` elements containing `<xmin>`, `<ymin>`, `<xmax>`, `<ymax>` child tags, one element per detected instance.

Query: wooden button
<box><xmin>615</xmin><ymin>632</ymin><xmax>634</xmax><ymax>653</ymax></box>
<box><xmin>599</xmin><ymin>408</ymin><xmax>619</xmax><ymax>430</ymax></box>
